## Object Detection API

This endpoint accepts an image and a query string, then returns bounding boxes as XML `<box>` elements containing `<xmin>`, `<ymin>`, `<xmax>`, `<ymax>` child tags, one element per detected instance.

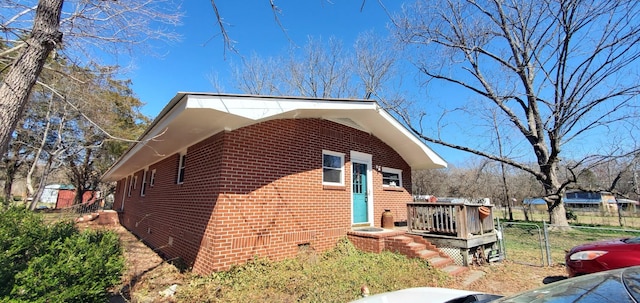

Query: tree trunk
<box><xmin>3</xmin><ymin>174</ymin><xmax>13</xmax><ymax>208</ymax></box>
<box><xmin>29</xmin><ymin>155</ymin><xmax>54</xmax><ymax>210</ymax></box>
<box><xmin>2</xmin><ymin>156</ymin><xmax>21</xmax><ymax>208</ymax></box>
<box><xmin>26</xmin><ymin>97</ymin><xmax>54</xmax><ymax>200</ymax></box>
<box><xmin>539</xmin><ymin>153</ymin><xmax>570</xmax><ymax>227</ymax></box>
<box><xmin>549</xmin><ymin>201</ymin><xmax>570</xmax><ymax>227</ymax></box>
<box><xmin>0</xmin><ymin>0</ymin><xmax>64</xmax><ymax>156</ymax></box>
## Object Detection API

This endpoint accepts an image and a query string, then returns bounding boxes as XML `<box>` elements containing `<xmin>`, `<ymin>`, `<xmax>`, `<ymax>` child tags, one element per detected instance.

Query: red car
<box><xmin>565</xmin><ymin>236</ymin><xmax>640</xmax><ymax>277</ymax></box>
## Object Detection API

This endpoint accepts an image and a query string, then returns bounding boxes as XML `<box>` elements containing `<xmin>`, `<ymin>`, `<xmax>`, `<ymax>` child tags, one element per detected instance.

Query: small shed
<box><xmin>40</xmin><ymin>184</ymin><xmax>63</xmax><ymax>205</ymax></box>
<box><xmin>41</xmin><ymin>184</ymin><xmax>98</xmax><ymax>209</ymax></box>
<box><xmin>617</xmin><ymin>199</ymin><xmax>639</xmax><ymax>212</ymax></box>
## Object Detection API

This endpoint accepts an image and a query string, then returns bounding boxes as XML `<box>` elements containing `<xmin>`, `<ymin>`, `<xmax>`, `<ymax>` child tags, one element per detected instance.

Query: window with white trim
<box><xmin>127</xmin><ymin>176</ymin><xmax>133</xmax><ymax>197</ymax></box>
<box><xmin>382</xmin><ymin>167</ymin><xmax>402</xmax><ymax>188</ymax></box>
<box><xmin>140</xmin><ymin>170</ymin><xmax>148</xmax><ymax>196</ymax></box>
<box><xmin>133</xmin><ymin>175</ymin><xmax>138</xmax><ymax>190</ymax></box>
<box><xmin>150</xmin><ymin>169</ymin><xmax>156</xmax><ymax>187</ymax></box>
<box><xmin>177</xmin><ymin>153</ymin><xmax>186</xmax><ymax>184</ymax></box>
<box><xmin>322</xmin><ymin>150</ymin><xmax>344</xmax><ymax>185</ymax></box>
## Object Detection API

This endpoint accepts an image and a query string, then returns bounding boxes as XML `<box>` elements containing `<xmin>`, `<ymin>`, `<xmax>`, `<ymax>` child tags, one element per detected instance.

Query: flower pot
<box><xmin>478</xmin><ymin>206</ymin><xmax>490</xmax><ymax>220</ymax></box>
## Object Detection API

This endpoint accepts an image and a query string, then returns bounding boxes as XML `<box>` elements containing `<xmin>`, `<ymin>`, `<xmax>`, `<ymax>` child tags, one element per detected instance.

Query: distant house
<box><xmin>525</xmin><ymin>191</ymin><xmax>628</xmax><ymax>213</ymax></box>
<box><xmin>615</xmin><ymin>198</ymin><xmax>638</xmax><ymax>213</ymax></box>
<box><xmin>101</xmin><ymin>93</ymin><xmax>447</xmax><ymax>275</ymax></box>
<box><xmin>564</xmin><ymin>191</ymin><xmax>617</xmax><ymax>212</ymax></box>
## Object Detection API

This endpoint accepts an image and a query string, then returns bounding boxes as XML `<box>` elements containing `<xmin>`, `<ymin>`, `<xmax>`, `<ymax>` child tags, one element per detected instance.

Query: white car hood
<box><xmin>350</xmin><ymin>287</ymin><xmax>485</xmax><ymax>303</ymax></box>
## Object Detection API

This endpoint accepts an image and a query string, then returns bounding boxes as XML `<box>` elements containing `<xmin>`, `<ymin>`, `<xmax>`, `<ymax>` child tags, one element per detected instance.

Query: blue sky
<box><xmin>124</xmin><ymin>1</ymin><xmax>483</xmax><ymax>165</ymax></box>
<box><xmin>109</xmin><ymin>1</ymin><xmax>636</xmax><ymax>171</ymax></box>
<box><xmin>130</xmin><ymin>1</ymin><xmax>404</xmax><ymax>117</ymax></box>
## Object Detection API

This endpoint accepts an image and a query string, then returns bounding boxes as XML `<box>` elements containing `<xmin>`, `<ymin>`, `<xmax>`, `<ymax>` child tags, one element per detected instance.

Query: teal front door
<box><xmin>352</xmin><ymin>162</ymin><xmax>368</xmax><ymax>223</ymax></box>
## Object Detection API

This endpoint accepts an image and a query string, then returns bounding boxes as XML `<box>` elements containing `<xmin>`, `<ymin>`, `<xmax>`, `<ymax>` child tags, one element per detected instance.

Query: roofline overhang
<box><xmin>102</xmin><ymin>93</ymin><xmax>447</xmax><ymax>182</ymax></box>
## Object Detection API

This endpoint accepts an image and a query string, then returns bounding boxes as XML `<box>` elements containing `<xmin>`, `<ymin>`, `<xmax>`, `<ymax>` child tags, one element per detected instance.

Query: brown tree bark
<box><xmin>0</xmin><ymin>0</ymin><xmax>63</xmax><ymax>156</ymax></box>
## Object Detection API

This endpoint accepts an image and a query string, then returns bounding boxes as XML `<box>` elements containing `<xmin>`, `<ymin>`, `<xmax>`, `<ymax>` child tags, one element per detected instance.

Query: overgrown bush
<box><xmin>566</xmin><ymin>209</ymin><xmax>578</xmax><ymax>221</ymax></box>
<box><xmin>0</xmin><ymin>207</ymin><xmax>124</xmax><ymax>302</ymax></box>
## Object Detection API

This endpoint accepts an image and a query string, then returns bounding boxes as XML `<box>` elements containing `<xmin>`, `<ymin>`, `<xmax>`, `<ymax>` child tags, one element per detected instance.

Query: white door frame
<box><xmin>350</xmin><ymin>151</ymin><xmax>373</xmax><ymax>225</ymax></box>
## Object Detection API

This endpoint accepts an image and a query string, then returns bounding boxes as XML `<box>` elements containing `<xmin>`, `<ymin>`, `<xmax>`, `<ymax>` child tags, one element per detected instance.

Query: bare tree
<box><xmin>231</xmin><ymin>33</ymin><xmax>399</xmax><ymax>100</ymax></box>
<box><xmin>0</xmin><ymin>0</ymin><xmax>181</xmax><ymax>157</ymax></box>
<box><xmin>391</xmin><ymin>0</ymin><xmax>640</xmax><ymax>226</ymax></box>
<box><xmin>353</xmin><ymin>31</ymin><xmax>397</xmax><ymax>99</ymax></box>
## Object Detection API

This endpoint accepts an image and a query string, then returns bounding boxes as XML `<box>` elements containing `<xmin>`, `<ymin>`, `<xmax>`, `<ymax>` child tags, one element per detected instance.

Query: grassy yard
<box><xmin>494</xmin><ymin>208</ymin><xmax>640</xmax><ymax>228</ymax></box>
<box><xmin>498</xmin><ymin>217</ymin><xmax>640</xmax><ymax>266</ymax></box>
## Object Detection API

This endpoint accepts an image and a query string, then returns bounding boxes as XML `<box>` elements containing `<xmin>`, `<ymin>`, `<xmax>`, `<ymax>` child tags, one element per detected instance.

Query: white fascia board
<box><xmin>185</xmin><ymin>94</ymin><xmax>376</xmax><ymax>120</ymax></box>
<box><xmin>102</xmin><ymin>95</ymin><xmax>189</xmax><ymax>181</ymax></box>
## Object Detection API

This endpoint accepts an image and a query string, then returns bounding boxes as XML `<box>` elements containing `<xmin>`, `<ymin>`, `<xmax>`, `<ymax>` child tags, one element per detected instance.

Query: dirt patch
<box><xmin>450</xmin><ymin>262</ymin><xmax>567</xmax><ymax>296</ymax></box>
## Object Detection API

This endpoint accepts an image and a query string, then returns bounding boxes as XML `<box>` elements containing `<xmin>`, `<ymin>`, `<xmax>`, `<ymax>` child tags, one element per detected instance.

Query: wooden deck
<box><xmin>406</xmin><ymin>201</ymin><xmax>498</xmax><ymax>265</ymax></box>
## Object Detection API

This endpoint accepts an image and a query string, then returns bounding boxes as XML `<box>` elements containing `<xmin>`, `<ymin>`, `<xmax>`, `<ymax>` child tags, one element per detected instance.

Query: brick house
<box><xmin>102</xmin><ymin>93</ymin><xmax>447</xmax><ymax>274</ymax></box>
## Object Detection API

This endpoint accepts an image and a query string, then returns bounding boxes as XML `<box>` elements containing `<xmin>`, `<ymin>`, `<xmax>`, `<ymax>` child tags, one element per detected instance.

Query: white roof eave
<box><xmin>102</xmin><ymin>93</ymin><xmax>447</xmax><ymax>181</ymax></box>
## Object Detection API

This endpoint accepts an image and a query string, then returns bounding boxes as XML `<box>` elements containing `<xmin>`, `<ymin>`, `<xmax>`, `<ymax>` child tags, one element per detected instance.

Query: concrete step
<box><xmin>389</xmin><ymin>235</ymin><xmax>413</xmax><ymax>243</ymax></box>
<box><xmin>406</xmin><ymin>242</ymin><xmax>426</xmax><ymax>250</ymax></box>
<box><xmin>441</xmin><ymin>264</ymin><xmax>469</xmax><ymax>276</ymax></box>
<box><xmin>417</xmin><ymin>249</ymin><xmax>439</xmax><ymax>259</ymax></box>
<box><xmin>382</xmin><ymin>233</ymin><xmax>464</xmax><ymax>278</ymax></box>
<box><xmin>428</xmin><ymin>256</ymin><xmax>453</xmax><ymax>268</ymax></box>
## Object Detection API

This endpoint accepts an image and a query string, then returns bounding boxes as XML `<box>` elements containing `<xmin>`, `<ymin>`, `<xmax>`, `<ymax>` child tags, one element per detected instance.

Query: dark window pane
<box><xmin>323</xmin><ymin>154</ymin><xmax>341</xmax><ymax>168</ymax></box>
<box><xmin>383</xmin><ymin>172</ymin><xmax>400</xmax><ymax>186</ymax></box>
<box><xmin>323</xmin><ymin>168</ymin><xmax>341</xmax><ymax>183</ymax></box>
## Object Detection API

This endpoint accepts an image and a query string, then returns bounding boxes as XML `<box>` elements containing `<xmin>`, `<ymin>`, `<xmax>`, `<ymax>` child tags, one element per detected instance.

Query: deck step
<box><xmin>441</xmin><ymin>264</ymin><xmax>468</xmax><ymax>276</ymax></box>
<box><xmin>389</xmin><ymin>235</ymin><xmax>413</xmax><ymax>243</ymax></box>
<box><xmin>406</xmin><ymin>242</ymin><xmax>426</xmax><ymax>249</ymax></box>
<box><xmin>417</xmin><ymin>249</ymin><xmax>439</xmax><ymax>259</ymax></box>
<box><xmin>372</xmin><ymin>233</ymin><xmax>467</xmax><ymax>277</ymax></box>
<box><xmin>427</xmin><ymin>256</ymin><xmax>452</xmax><ymax>268</ymax></box>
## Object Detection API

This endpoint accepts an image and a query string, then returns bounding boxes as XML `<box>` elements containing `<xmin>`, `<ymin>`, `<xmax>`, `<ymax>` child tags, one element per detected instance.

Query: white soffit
<box><xmin>102</xmin><ymin>93</ymin><xmax>447</xmax><ymax>181</ymax></box>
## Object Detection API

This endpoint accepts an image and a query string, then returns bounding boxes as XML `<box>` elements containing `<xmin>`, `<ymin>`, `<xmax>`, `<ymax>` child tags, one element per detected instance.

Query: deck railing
<box><xmin>407</xmin><ymin>202</ymin><xmax>494</xmax><ymax>239</ymax></box>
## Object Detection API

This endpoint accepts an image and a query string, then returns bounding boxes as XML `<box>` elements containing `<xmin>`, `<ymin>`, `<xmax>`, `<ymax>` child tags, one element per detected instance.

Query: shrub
<box><xmin>0</xmin><ymin>207</ymin><xmax>124</xmax><ymax>302</ymax></box>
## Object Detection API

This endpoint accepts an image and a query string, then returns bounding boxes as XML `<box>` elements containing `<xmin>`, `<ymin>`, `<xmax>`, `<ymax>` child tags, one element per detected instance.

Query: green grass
<box><xmin>175</xmin><ymin>238</ymin><xmax>450</xmax><ymax>302</ymax></box>
<box><xmin>494</xmin><ymin>208</ymin><xmax>640</xmax><ymax>228</ymax></box>
<box><xmin>499</xmin><ymin>218</ymin><xmax>640</xmax><ymax>266</ymax></box>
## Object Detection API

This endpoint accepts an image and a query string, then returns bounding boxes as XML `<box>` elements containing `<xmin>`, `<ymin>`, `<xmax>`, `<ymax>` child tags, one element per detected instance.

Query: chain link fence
<box><xmin>498</xmin><ymin>219</ymin><xmax>640</xmax><ymax>267</ymax></box>
<box><xmin>497</xmin><ymin>220</ymin><xmax>546</xmax><ymax>266</ymax></box>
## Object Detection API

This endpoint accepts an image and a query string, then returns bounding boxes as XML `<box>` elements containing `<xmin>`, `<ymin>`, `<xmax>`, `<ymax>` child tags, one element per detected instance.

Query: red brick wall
<box><xmin>115</xmin><ymin>118</ymin><xmax>414</xmax><ymax>274</ymax></box>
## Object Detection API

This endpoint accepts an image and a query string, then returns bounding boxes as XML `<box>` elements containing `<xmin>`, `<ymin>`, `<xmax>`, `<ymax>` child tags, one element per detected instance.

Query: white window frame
<box><xmin>127</xmin><ymin>176</ymin><xmax>133</xmax><ymax>197</ymax></box>
<box><xmin>120</xmin><ymin>179</ymin><xmax>127</xmax><ymax>210</ymax></box>
<box><xmin>140</xmin><ymin>170</ymin><xmax>148</xmax><ymax>197</ymax></box>
<box><xmin>149</xmin><ymin>169</ymin><xmax>156</xmax><ymax>187</ymax></box>
<box><xmin>133</xmin><ymin>175</ymin><xmax>138</xmax><ymax>190</ymax></box>
<box><xmin>322</xmin><ymin>150</ymin><xmax>345</xmax><ymax>186</ymax></box>
<box><xmin>177</xmin><ymin>153</ymin><xmax>186</xmax><ymax>184</ymax></box>
<box><xmin>382</xmin><ymin>167</ymin><xmax>402</xmax><ymax>188</ymax></box>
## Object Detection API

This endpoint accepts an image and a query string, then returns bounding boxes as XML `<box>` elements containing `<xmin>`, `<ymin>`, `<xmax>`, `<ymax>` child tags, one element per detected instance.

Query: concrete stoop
<box><xmin>384</xmin><ymin>235</ymin><xmax>468</xmax><ymax>276</ymax></box>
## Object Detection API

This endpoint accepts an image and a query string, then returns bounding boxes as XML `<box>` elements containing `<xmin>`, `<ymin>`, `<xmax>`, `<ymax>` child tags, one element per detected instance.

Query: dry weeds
<box><xmin>102</xmin><ymin>222</ymin><xmax>568</xmax><ymax>302</ymax></box>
